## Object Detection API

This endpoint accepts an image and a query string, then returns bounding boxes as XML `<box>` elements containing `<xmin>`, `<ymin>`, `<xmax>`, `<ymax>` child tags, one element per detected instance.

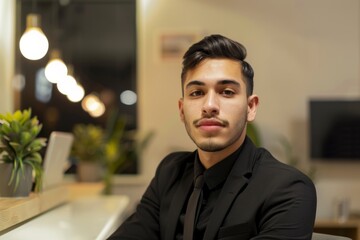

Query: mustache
<box><xmin>193</xmin><ymin>116</ymin><xmax>229</xmax><ymax>127</ymax></box>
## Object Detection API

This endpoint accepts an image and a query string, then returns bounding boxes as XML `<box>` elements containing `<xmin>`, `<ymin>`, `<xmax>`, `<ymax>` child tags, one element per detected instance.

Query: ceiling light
<box><xmin>67</xmin><ymin>84</ymin><xmax>85</xmax><ymax>103</ymax></box>
<box><xmin>45</xmin><ymin>49</ymin><xmax>68</xmax><ymax>83</ymax></box>
<box><xmin>19</xmin><ymin>14</ymin><xmax>49</xmax><ymax>60</ymax></box>
<box><xmin>57</xmin><ymin>75</ymin><xmax>77</xmax><ymax>95</ymax></box>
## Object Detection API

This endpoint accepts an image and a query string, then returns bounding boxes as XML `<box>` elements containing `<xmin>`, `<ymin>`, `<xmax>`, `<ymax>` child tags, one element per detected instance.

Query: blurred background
<box><xmin>1</xmin><ymin>0</ymin><xmax>360</xmax><ymax>221</ymax></box>
<box><xmin>16</xmin><ymin>0</ymin><xmax>137</xmax><ymax>137</ymax></box>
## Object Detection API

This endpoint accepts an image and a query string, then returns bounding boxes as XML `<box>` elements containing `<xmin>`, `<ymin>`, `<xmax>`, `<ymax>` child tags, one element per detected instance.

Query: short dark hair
<box><xmin>181</xmin><ymin>34</ymin><xmax>254</xmax><ymax>96</ymax></box>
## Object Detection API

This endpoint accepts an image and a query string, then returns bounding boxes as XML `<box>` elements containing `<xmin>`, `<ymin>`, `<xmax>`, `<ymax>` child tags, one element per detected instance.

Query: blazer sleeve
<box><xmin>251</xmin><ymin>167</ymin><xmax>317</xmax><ymax>240</ymax></box>
<box><xmin>107</xmin><ymin>152</ymin><xmax>190</xmax><ymax>240</ymax></box>
<box><xmin>107</xmin><ymin>162</ymin><xmax>165</xmax><ymax>240</ymax></box>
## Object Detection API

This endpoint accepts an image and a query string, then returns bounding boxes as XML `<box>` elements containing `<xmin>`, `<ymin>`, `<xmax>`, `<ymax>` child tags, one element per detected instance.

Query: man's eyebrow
<box><xmin>185</xmin><ymin>80</ymin><xmax>205</xmax><ymax>89</ymax></box>
<box><xmin>218</xmin><ymin>79</ymin><xmax>241</xmax><ymax>86</ymax></box>
<box><xmin>185</xmin><ymin>79</ymin><xmax>241</xmax><ymax>89</ymax></box>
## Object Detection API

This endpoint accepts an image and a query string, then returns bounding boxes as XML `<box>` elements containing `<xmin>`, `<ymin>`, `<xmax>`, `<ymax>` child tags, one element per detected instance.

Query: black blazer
<box><xmin>109</xmin><ymin>138</ymin><xmax>317</xmax><ymax>240</ymax></box>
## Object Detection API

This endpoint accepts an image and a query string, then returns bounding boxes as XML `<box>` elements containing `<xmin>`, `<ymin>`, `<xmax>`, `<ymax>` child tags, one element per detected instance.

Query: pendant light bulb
<box><xmin>67</xmin><ymin>84</ymin><xmax>85</xmax><ymax>103</ymax></box>
<box><xmin>57</xmin><ymin>65</ymin><xmax>77</xmax><ymax>95</ymax></box>
<box><xmin>45</xmin><ymin>49</ymin><xmax>68</xmax><ymax>83</ymax></box>
<box><xmin>19</xmin><ymin>14</ymin><xmax>49</xmax><ymax>60</ymax></box>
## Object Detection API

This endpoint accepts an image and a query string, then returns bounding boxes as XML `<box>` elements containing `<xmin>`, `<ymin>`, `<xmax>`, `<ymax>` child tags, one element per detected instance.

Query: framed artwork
<box><xmin>157</xmin><ymin>31</ymin><xmax>202</xmax><ymax>61</ymax></box>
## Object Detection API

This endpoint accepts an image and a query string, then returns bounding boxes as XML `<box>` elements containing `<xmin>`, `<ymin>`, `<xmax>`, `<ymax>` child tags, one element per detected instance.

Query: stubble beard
<box><xmin>184</xmin><ymin>113</ymin><xmax>248</xmax><ymax>153</ymax></box>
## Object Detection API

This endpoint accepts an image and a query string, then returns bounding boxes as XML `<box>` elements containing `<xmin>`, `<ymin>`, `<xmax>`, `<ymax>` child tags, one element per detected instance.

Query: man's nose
<box><xmin>202</xmin><ymin>91</ymin><xmax>219</xmax><ymax>115</ymax></box>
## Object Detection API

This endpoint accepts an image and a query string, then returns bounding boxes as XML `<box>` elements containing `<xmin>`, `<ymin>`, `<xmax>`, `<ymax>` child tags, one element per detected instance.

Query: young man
<box><xmin>109</xmin><ymin>34</ymin><xmax>317</xmax><ymax>240</ymax></box>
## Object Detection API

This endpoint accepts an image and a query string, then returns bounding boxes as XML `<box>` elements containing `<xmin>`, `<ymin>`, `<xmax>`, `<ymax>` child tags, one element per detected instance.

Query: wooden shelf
<box><xmin>315</xmin><ymin>219</ymin><xmax>360</xmax><ymax>240</ymax></box>
<box><xmin>0</xmin><ymin>185</ymin><xmax>69</xmax><ymax>232</ymax></box>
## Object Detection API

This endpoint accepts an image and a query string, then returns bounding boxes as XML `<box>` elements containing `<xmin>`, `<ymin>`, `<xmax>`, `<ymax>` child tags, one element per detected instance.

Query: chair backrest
<box><xmin>312</xmin><ymin>232</ymin><xmax>352</xmax><ymax>240</ymax></box>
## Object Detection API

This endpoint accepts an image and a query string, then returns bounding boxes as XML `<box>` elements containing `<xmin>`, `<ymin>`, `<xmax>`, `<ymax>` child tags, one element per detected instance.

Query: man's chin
<box><xmin>196</xmin><ymin>142</ymin><xmax>225</xmax><ymax>152</ymax></box>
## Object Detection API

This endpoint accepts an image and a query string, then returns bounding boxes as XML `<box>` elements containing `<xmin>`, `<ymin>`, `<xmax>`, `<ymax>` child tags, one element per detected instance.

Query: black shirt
<box><xmin>175</xmin><ymin>146</ymin><xmax>243</xmax><ymax>240</ymax></box>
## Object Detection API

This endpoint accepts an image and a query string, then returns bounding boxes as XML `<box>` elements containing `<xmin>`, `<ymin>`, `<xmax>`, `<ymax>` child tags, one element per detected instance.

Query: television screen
<box><xmin>309</xmin><ymin>100</ymin><xmax>360</xmax><ymax>160</ymax></box>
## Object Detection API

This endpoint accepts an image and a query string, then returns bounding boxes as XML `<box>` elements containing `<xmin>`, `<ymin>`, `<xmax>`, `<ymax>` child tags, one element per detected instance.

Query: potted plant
<box><xmin>102</xmin><ymin>113</ymin><xmax>154</xmax><ymax>194</ymax></box>
<box><xmin>70</xmin><ymin>124</ymin><xmax>105</xmax><ymax>182</ymax></box>
<box><xmin>0</xmin><ymin>109</ymin><xmax>46</xmax><ymax>197</ymax></box>
<box><xmin>70</xmin><ymin>111</ymin><xmax>154</xmax><ymax>190</ymax></box>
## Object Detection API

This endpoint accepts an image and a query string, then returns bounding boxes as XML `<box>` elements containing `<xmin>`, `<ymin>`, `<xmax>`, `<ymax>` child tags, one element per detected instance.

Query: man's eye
<box><xmin>189</xmin><ymin>90</ymin><xmax>203</xmax><ymax>97</ymax></box>
<box><xmin>222</xmin><ymin>89</ymin><xmax>235</xmax><ymax>96</ymax></box>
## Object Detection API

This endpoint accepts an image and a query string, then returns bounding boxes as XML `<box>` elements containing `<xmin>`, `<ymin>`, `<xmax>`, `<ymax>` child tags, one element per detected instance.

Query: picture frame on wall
<box><xmin>156</xmin><ymin>31</ymin><xmax>202</xmax><ymax>62</ymax></box>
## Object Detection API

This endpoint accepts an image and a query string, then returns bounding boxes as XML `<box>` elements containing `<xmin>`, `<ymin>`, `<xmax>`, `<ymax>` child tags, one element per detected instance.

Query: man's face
<box><xmin>179</xmin><ymin>59</ymin><xmax>258</xmax><ymax>155</ymax></box>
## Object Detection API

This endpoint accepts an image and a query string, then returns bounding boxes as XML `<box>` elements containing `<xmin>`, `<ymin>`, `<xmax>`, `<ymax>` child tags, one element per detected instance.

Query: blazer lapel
<box><xmin>203</xmin><ymin>138</ymin><xmax>258</xmax><ymax>240</ymax></box>
<box><xmin>203</xmin><ymin>173</ymin><xmax>250</xmax><ymax>240</ymax></box>
<box><xmin>164</xmin><ymin>161</ymin><xmax>194</xmax><ymax>240</ymax></box>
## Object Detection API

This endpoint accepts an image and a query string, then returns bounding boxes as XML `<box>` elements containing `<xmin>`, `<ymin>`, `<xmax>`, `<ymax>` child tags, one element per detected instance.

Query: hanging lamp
<box><xmin>19</xmin><ymin>14</ymin><xmax>49</xmax><ymax>60</ymax></box>
<box><xmin>45</xmin><ymin>49</ymin><xmax>68</xmax><ymax>83</ymax></box>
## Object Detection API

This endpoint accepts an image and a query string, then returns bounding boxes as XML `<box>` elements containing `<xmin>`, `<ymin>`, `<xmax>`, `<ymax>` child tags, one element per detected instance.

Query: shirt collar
<box><xmin>194</xmin><ymin>144</ymin><xmax>244</xmax><ymax>190</ymax></box>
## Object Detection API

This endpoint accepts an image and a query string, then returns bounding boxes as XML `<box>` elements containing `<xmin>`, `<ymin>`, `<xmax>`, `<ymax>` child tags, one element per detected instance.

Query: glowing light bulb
<box><xmin>67</xmin><ymin>84</ymin><xmax>85</xmax><ymax>102</ymax></box>
<box><xmin>81</xmin><ymin>94</ymin><xmax>99</xmax><ymax>112</ymax></box>
<box><xmin>88</xmin><ymin>101</ymin><xmax>105</xmax><ymax>118</ymax></box>
<box><xmin>19</xmin><ymin>14</ymin><xmax>49</xmax><ymax>60</ymax></box>
<box><xmin>45</xmin><ymin>50</ymin><xmax>68</xmax><ymax>83</ymax></box>
<box><xmin>57</xmin><ymin>75</ymin><xmax>77</xmax><ymax>95</ymax></box>
<box><xmin>80</xmin><ymin>93</ymin><xmax>105</xmax><ymax>117</ymax></box>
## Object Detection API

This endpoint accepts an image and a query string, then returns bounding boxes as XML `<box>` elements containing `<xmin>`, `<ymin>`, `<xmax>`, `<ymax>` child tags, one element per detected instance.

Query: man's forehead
<box><xmin>185</xmin><ymin>58</ymin><xmax>242</xmax><ymax>77</ymax></box>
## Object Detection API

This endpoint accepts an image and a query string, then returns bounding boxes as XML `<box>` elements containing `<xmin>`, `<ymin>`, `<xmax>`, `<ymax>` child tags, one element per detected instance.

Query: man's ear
<box><xmin>178</xmin><ymin>98</ymin><xmax>185</xmax><ymax>122</ymax></box>
<box><xmin>247</xmin><ymin>95</ymin><xmax>259</xmax><ymax>122</ymax></box>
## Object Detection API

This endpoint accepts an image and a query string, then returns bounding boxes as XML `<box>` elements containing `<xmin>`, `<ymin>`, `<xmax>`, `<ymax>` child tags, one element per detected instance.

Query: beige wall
<box><xmin>0</xmin><ymin>0</ymin><xmax>15</xmax><ymax>113</ymax></box>
<box><xmin>1</xmin><ymin>0</ymin><xmax>360</xmax><ymax>219</ymax></box>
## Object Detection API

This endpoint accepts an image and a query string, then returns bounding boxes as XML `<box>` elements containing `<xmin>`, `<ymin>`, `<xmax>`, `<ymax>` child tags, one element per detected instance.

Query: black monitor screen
<box><xmin>309</xmin><ymin>100</ymin><xmax>360</xmax><ymax>160</ymax></box>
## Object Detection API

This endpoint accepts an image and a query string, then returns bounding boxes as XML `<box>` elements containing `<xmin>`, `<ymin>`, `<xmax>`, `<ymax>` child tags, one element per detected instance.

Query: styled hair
<box><xmin>181</xmin><ymin>34</ymin><xmax>254</xmax><ymax>96</ymax></box>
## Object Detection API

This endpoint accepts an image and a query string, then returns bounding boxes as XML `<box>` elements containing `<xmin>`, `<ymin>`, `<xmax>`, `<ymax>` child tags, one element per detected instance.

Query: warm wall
<box><xmin>0</xmin><ymin>0</ymin><xmax>15</xmax><ymax>113</ymax></box>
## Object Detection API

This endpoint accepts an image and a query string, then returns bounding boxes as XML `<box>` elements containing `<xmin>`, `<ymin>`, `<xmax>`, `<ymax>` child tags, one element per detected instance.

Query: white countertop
<box><xmin>0</xmin><ymin>195</ymin><xmax>129</xmax><ymax>240</ymax></box>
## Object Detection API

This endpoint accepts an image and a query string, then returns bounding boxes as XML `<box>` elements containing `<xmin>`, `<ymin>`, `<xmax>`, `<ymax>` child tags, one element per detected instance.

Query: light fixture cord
<box><xmin>52</xmin><ymin>0</ymin><xmax>60</xmax><ymax>49</ymax></box>
<box><xmin>31</xmin><ymin>0</ymin><xmax>37</xmax><ymax>13</ymax></box>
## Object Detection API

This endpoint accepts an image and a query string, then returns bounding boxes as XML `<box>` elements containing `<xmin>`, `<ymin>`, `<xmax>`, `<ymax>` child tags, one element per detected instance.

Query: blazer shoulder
<box><xmin>156</xmin><ymin>151</ymin><xmax>195</xmax><ymax>173</ymax></box>
<box><xmin>255</xmin><ymin>148</ymin><xmax>315</xmax><ymax>186</ymax></box>
<box><xmin>152</xmin><ymin>151</ymin><xmax>195</xmax><ymax>195</ymax></box>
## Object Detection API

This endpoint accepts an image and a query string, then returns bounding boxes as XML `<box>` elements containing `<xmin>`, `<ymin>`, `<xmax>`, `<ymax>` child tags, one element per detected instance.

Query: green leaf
<box><xmin>25</xmin><ymin>161</ymin><xmax>42</xmax><ymax>192</ymax></box>
<box><xmin>30</xmin><ymin>126</ymin><xmax>39</xmax><ymax>137</ymax></box>
<box><xmin>20</xmin><ymin>109</ymin><xmax>31</xmax><ymax>125</ymax></box>
<box><xmin>13</xmin><ymin>171</ymin><xmax>21</xmax><ymax>191</ymax></box>
<box><xmin>8</xmin><ymin>162</ymin><xmax>18</xmax><ymax>187</ymax></box>
<box><xmin>1</xmin><ymin>112</ymin><xmax>13</xmax><ymax>122</ymax></box>
<box><xmin>13</xmin><ymin>110</ymin><xmax>23</xmax><ymax>121</ymax></box>
<box><xmin>10</xmin><ymin>121</ymin><xmax>21</xmax><ymax>134</ymax></box>
<box><xmin>30</xmin><ymin>117</ymin><xmax>39</xmax><ymax>127</ymax></box>
<box><xmin>20</xmin><ymin>131</ymin><xmax>32</xmax><ymax>145</ymax></box>
<box><xmin>9</xmin><ymin>141</ymin><xmax>22</xmax><ymax>153</ymax></box>
<box><xmin>27</xmin><ymin>152</ymin><xmax>42</xmax><ymax>163</ymax></box>
<box><xmin>26</xmin><ymin>138</ymin><xmax>46</xmax><ymax>154</ymax></box>
<box><xmin>0</xmin><ymin>122</ymin><xmax>11</xmax><ymax>135</ymax></box>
